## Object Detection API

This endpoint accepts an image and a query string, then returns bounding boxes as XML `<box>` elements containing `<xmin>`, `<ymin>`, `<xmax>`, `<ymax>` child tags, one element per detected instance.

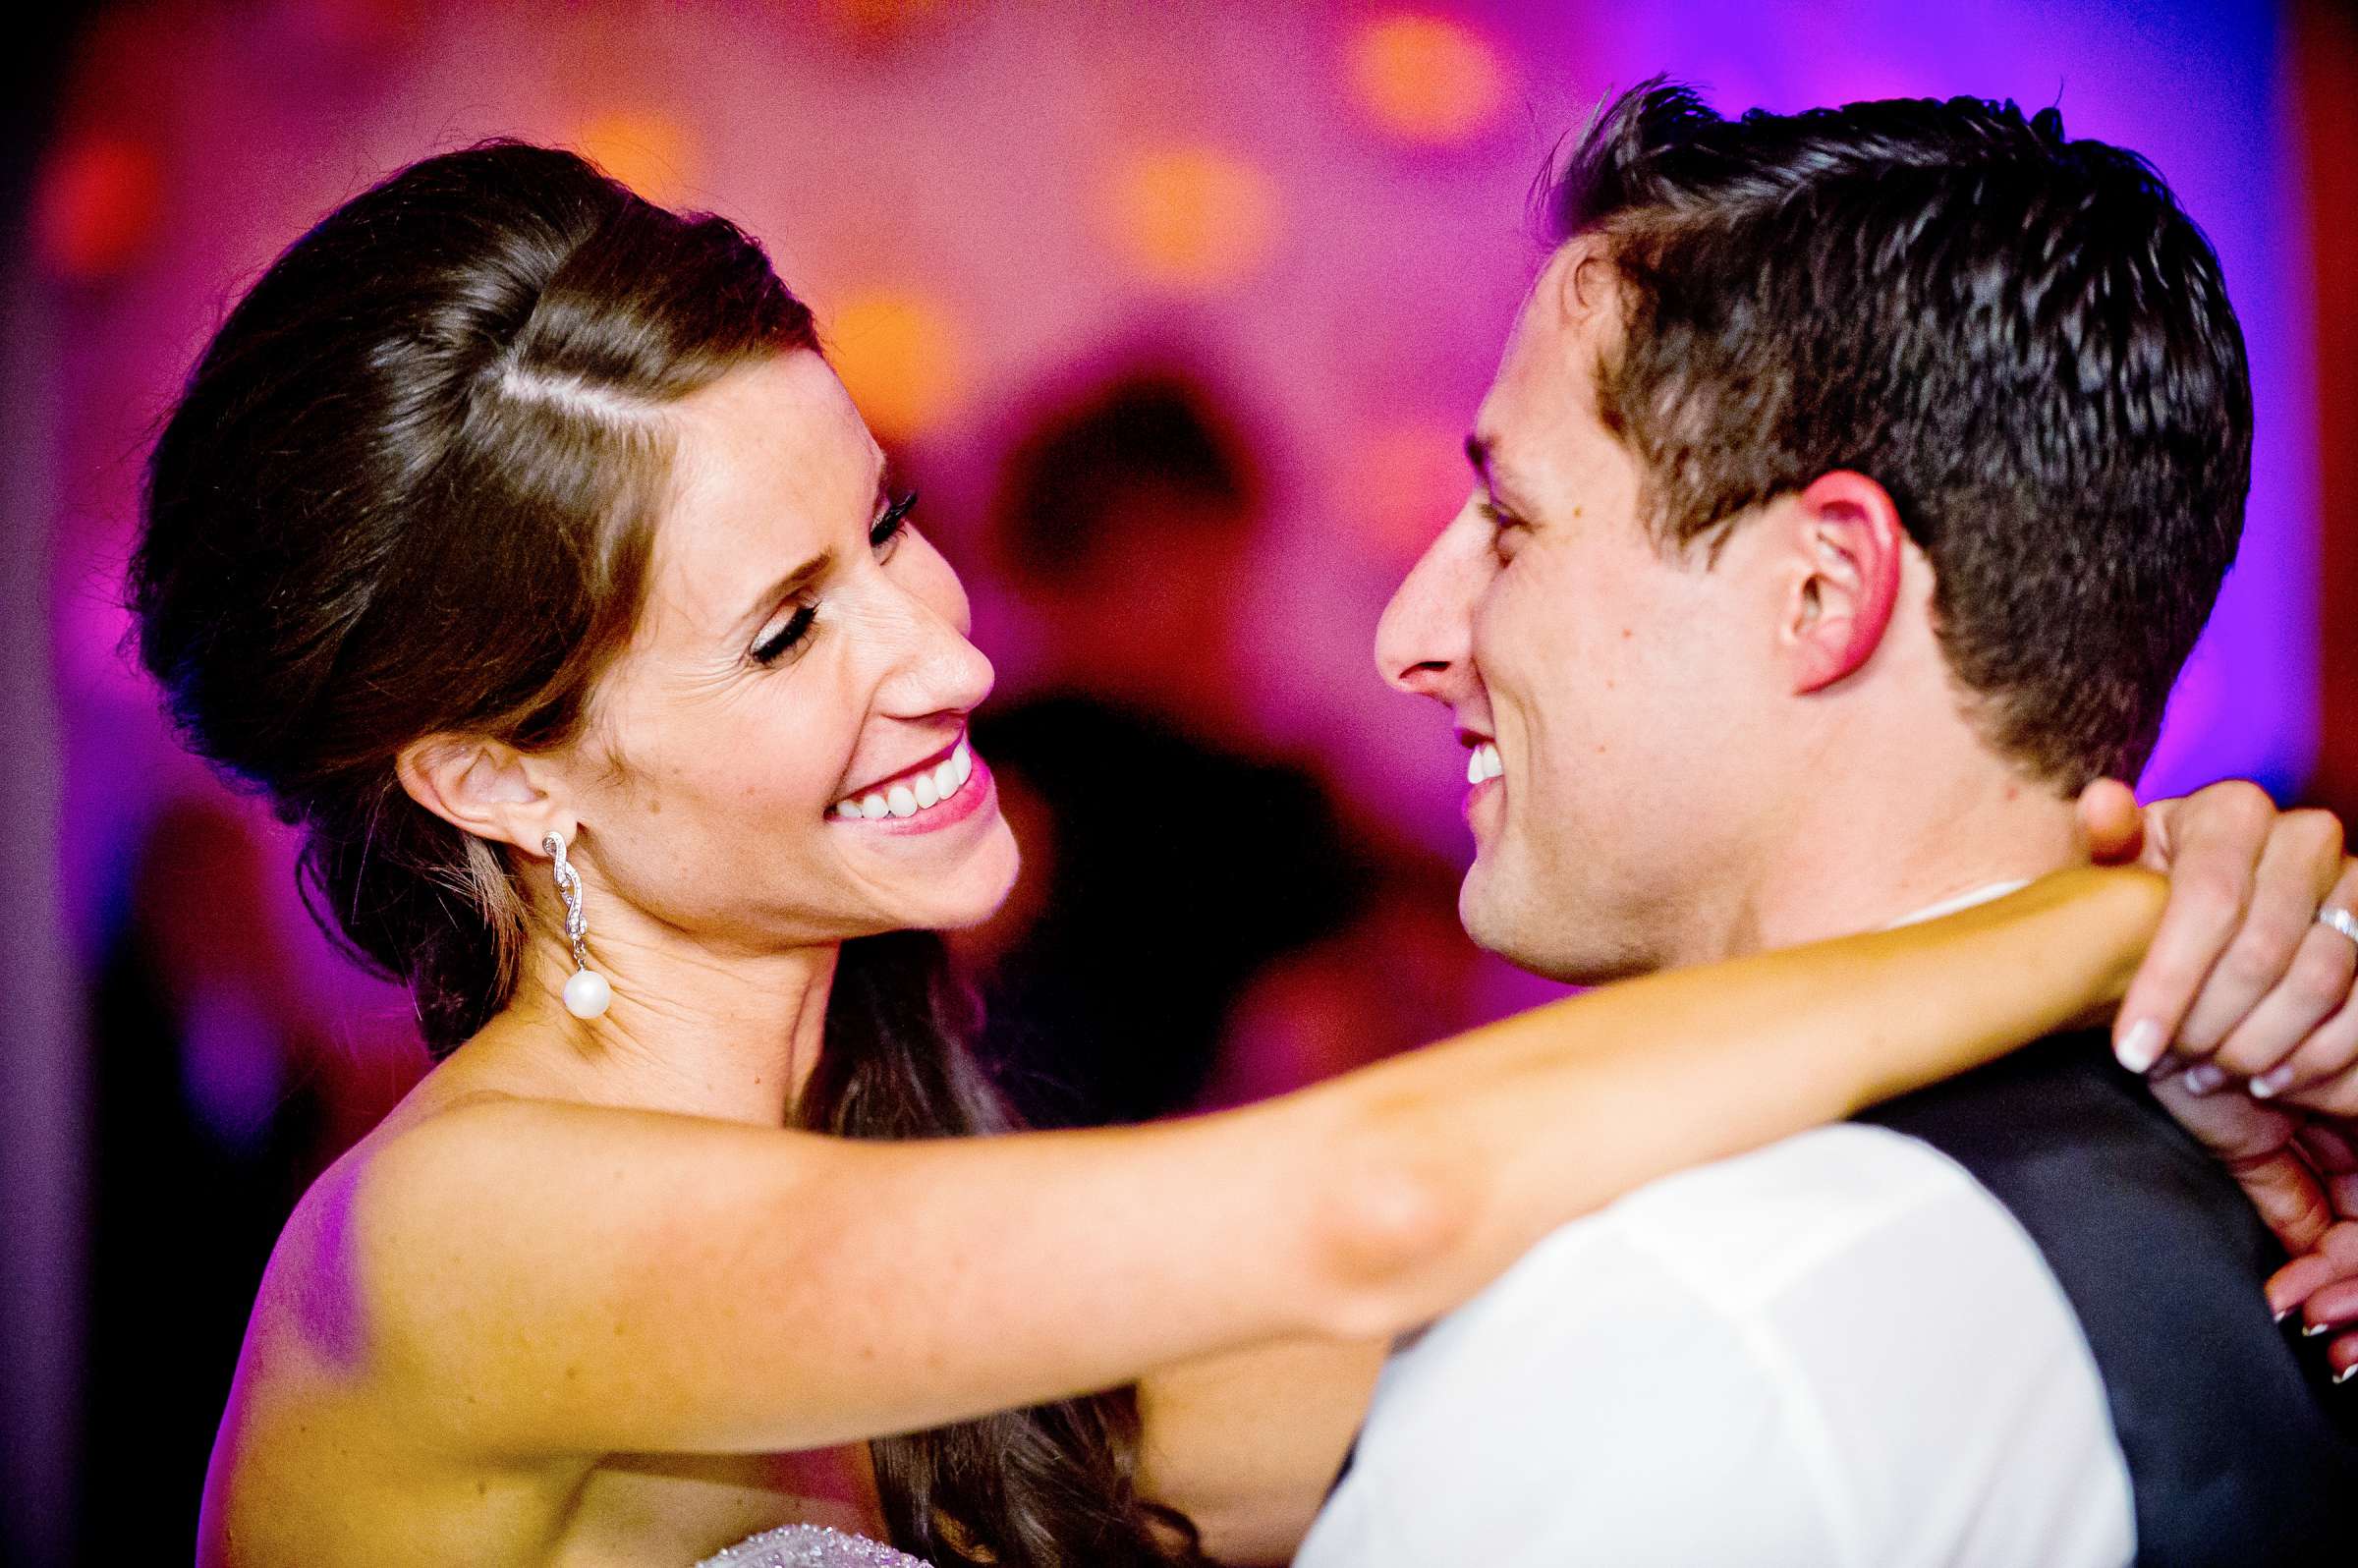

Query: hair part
<box><xmin>1546</xmin><ymin>81</ymin><xmax>2253</xmax><ymax>788</ymax></box>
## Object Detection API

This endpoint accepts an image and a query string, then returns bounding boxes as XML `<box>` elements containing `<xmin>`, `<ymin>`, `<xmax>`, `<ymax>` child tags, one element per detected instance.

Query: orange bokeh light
<box><xmin>1345</xmin><ymin>13</ymin><xmax>1509</xmax><ymax>147</ymax></box>
<box><xmin>573</xmin><ymin>112</ymin><xmax>698</xmax><ymax>207</ymax></box>
<box><xmin>824</xmin><ymin>289</ymin><xmax>966</xmax><ymax>443</ymax></box>
<box><xmin>34</xmin><ymin>134</ymin><xmax>165</xmax><ymax>281</ymax></box>
<box><xmin>1105</xmin><ymin>145</ymin><xmax>1281</xmax><ymax>292</ymax></box>
<box><xmin>821</xmin><ymin>0</ymin><xmax>944</xmax><ymax>43</ymax></box>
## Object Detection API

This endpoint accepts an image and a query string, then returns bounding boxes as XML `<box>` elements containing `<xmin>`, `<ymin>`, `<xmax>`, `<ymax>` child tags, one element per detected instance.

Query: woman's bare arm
<box><xmin>335</xmin><ymin>866</ymin><xmax>2162</xmax><ymax>1457</ymax></box>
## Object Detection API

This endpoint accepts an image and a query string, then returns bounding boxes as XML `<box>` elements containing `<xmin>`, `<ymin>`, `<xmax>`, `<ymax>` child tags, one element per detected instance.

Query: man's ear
<box><xmin>1779</xmin><ymin>470</ymin><xmax>1904</xmax><ymax>695</ymax></box>
<box><xmin>395</xmin><ymin>735</ymin><xmax>571</xmax><ymax>855</ymax></box>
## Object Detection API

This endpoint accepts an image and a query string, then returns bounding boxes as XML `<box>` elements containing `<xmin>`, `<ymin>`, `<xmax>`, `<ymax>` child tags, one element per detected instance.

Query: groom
<box><xmin>1296</xmin><ymin>85</ymin><xmax>2358</xmax><ymax>1565</ymax></box>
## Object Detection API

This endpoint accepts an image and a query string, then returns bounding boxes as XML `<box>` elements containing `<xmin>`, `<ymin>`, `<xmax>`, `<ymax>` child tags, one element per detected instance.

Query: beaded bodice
<box><xmin>695</xmin><ymin>1523</ymin><xmax>933</xmax><ymax>1568</ymax></box>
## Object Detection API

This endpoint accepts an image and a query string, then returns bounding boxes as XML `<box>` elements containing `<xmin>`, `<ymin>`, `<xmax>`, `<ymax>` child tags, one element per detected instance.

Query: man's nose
<box><xmin>1376</xmin><ymin>510</ymin><xmax>1486</xmax><ymax>702</ymax></box>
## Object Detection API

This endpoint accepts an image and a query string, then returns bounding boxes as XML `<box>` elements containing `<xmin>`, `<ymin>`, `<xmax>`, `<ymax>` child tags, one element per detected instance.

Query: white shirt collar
<box><xmin>1887</xmin><ymin>879</ymin><xmax>2034</xmax><ymax>929</ymax></box>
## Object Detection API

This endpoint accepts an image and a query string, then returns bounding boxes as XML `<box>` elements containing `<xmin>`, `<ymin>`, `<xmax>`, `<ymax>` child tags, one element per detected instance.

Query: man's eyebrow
<box><xmin>1467</xmin><ymin>433</ymin><xmax>1532</xmax><ymax>510</ymax></box>
<box><xmin>1465</xmin><ymin>433</ymin><xmax>1493</xmax><ymax>486</ymax></box>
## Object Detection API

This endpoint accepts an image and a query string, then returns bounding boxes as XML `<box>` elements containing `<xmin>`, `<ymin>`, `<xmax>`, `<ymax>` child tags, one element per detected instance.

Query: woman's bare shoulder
<box><xmin>240</xmin><ymin>1078</ymin><xmax>514</xmax><ymax>1384</ymax></box>
<box><xmin>252</xmin><ymin>1063</ymin><xmax>858</xmax><ymax>1421</ymax></box>
<box><xmin>202</xmin><ymin>1082</ymin><xmax>586</xmax><ymax>1563</ymax></box>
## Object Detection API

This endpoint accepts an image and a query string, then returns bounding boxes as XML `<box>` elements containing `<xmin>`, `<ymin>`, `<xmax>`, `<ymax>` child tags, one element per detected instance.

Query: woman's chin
<box><xmin>873</xmin><ymin>822</ymin><xmax>1022</xmax><ymax>934</ymax></box>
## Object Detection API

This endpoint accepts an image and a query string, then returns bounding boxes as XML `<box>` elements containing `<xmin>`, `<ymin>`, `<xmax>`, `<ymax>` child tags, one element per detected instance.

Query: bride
<box><xmin>139</xmin><ymin>142</ymin><xmax>2332</xmax><ymax>1568</ymax></box>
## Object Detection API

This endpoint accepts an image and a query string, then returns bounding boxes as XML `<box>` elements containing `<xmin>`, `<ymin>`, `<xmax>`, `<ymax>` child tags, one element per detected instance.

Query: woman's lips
<box><xmin>828</xmin><ymin>738</ymin><xmax>992</xmax><ymax>834</ymax></box>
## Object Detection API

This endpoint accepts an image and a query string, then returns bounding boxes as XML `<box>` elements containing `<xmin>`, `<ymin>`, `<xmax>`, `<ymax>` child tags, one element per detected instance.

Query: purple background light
<box><xmin>2</xmin><ymin>5</ymin><xmax>2319</xmax><ymax>1560</ymax></box>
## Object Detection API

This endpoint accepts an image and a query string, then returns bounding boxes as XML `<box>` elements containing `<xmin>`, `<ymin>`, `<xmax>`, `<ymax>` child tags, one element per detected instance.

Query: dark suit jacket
<box><xmin>1860</xmin><ymin>1032</ymin><xmax>2358</xmax><ymax>1566</ymax></box>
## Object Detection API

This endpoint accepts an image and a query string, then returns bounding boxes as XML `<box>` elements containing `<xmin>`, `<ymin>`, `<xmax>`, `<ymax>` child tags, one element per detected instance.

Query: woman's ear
<box><xmin>395</xmin><ymin>735</ymin><xmax>571</xmax><ymax>854</ymax></box>
<box><xmin>1780</xmin><ymin>470</ymin><xmax>1904</xmax><ymax>695</ymax></box>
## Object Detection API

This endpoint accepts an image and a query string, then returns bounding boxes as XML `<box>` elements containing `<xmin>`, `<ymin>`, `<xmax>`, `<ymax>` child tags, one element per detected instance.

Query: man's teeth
<box><xmin>833</xmin><ymin>742</ymin><xmax>976</xmax><ymax>820</ymax></box>
<box><xmin>1466</xmin><ymin>742</ymin><xmax>1504</xmax><ymax>785</ymax></box>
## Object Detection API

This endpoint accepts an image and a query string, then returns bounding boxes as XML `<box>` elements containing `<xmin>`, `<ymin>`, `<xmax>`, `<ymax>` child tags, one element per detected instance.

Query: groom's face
<box><xmin>1377</xmin><ymin>245</ymin><xmax>1772</xmax><ymax>982</ymax></box>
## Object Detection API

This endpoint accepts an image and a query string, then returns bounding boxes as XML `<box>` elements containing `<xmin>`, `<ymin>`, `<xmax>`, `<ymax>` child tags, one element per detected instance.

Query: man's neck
<box><xmin>1705</xmin><ymin>756</ymin><xmax>2084</xmax><ymax>963</ymax></box>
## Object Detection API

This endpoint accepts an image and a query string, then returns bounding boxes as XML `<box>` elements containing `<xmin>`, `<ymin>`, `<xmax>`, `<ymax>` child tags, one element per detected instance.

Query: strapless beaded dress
<box><xmin>696</xmin><ymin>1523</ymin><xmax>934</xmax><ymax>1568</ymax></box>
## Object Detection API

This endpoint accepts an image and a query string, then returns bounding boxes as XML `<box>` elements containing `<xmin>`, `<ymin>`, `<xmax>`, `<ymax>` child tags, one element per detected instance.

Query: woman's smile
<box><xmin>829</xmin><ymin>732</ymin><xmax>996</xmax><ymax>836</ymax></box>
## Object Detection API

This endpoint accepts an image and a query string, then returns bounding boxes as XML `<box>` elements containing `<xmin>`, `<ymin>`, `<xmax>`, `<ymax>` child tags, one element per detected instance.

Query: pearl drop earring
<box><xmin>543</xmin><ymin>831</ymin><xmax>612</xmax><ymax>1020</ymax></box>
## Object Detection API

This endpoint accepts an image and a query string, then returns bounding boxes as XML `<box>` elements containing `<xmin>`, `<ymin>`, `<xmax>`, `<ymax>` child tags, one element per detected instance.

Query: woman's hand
<box><xmin>2147</xmin><ymin>1076</ymin><xmax>2358</xmax><ymax>1382</ymax></box>
<box><xmin>2079</xmin><ymin>779</ymin><xmax>2356</xmax><ymax>1089</ymax></box>
<box><xmin>2079</xmin><ymin>777</ymin><xmax>2358</xmax><ymax>1378</ymax></box>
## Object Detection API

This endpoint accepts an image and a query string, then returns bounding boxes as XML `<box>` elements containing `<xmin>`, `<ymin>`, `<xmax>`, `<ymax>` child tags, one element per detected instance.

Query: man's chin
<box><xmin>1460</xmin><ymin>862</ymin><xmax>1561</xmax><ymax>979</ymax></box>
<box><xmin>1459</xmin><ymin>858</ymin><xmax>1640</xmax><ymax>986</ymax></box>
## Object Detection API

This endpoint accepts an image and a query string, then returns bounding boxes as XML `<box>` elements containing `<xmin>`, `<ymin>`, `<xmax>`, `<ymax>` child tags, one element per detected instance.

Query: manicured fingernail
<box><xmin>2182</xmin><ymin>1064</ymin><xmax>2229</xmax><ymax>1095</ymax></box>
<box><xmin>2336</xmin><ymin>1365</ymin><xmax>2356</xmax><ymax>1386</ymax></box>
<box><xmin>2252</xmin><ymin>1066</ymin><xmax>2295</xmax><ymax>1099</ymax></box>
<box><xmin>2117</xmin><ymin>1020</ymin><xmax>2165</xmax><ymax>1074</ymax></box>
<box><xmin>2276</xmin><ymin>1305</ymin><xmax>2298</xmax><ymax>1324</ymax></box>
<box><xmin>2304</xmin><ymin>1319</ymin><xmax>2334</xmax><ymax>1337</ymax></box>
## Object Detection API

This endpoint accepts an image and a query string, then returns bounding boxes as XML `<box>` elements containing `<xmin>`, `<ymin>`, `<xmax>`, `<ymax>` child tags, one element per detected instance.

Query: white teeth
<box><xmin>1468</xmin><ymin>742</ymin><xmax>1504</xmax><ymax>784</ymax></box>
<box><xmin>1467</xmin><ymin>750</ymin><xmax>1484</xmax><ymax>786</ymax></box>
<box><xmin>832</xmin><ymin>739</ymin><xmax>981</xmax><ymax>821</ymax></box>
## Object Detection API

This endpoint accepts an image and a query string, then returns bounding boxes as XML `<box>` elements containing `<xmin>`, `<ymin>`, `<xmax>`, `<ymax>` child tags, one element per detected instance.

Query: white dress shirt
<box><xmin>1298</xmin><ymin>885</ymin><xmax>2135</xmax><ymax>1568</ymax></box>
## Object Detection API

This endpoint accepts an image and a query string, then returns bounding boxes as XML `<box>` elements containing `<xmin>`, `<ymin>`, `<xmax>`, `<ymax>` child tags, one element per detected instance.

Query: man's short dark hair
<box><xmin>1552</xmin><ymin>81</ymin><xmax>2252</xmax><ymax>789</ymax></box>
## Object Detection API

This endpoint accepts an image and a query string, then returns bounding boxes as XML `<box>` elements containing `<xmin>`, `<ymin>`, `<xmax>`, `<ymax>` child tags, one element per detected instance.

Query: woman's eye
<box><xmin>751</xmin><ymin>603</ymin><xmax>817</xmax><ymax>666</ymax></box>
<box><xmin>871</xmin><ymin>490</ymin><xmax>917</xmax><ymax>554</ymax></box>
<box><xmin>749</xmin><ymin>493</ymin><xmax>918</xmax><ymax>668</ymax></box>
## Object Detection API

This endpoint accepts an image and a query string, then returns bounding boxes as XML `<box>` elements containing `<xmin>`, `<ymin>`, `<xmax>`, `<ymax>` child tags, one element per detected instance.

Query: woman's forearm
<box><xmin>1290</xmin><ymin>865</ymin><xmax>2166</xmax><ymax>1337</ymax></box>
<box><xmin>351</xmin><ymin>874</ymin><xmax>2157</xmax><ymax>1456</ymax></box>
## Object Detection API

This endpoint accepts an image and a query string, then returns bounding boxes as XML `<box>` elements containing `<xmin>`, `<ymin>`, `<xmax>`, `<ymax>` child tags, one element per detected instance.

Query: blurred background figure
<box><xmin>75</xmin><ymin>795</ymin><xmax>411</xmax><ymax>1563</ymax></box>
<box><xmin>958</xmin><ymin>366</ymin><xmax>1481</xmax><ymax>1124</ymax></box>
<box><xmin>2</xmin><ymin>1</ymin><xmax>2349</xmax><ymax>1562</ymax></box>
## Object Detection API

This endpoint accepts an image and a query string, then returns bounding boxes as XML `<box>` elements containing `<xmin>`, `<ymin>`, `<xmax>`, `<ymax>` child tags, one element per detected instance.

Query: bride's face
<box><xmin>558</xmin><ymin>349</ymin><xmax>1019</xmax><ymax>950</ymax></box>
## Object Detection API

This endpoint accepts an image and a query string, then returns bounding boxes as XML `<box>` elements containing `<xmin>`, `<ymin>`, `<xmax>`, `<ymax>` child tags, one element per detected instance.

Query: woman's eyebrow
<box><xmin>734</xmin><ymin>548</ymin><xmax>836</xmax><ymax>637</ymax></box>
<box><xmin>731</xmin><ymin>462</ymin><xmax>896</xmax><ymax>637</ymax></box>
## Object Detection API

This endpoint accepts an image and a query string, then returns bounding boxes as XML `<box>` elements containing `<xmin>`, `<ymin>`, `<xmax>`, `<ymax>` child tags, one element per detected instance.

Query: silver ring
<box><xmin>2318</xmin><ymin>906</ymin><xmax>2358</xmax><ymax>948</ymax></box>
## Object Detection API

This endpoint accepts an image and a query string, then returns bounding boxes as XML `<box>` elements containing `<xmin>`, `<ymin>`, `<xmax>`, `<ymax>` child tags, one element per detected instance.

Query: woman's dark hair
<box><xmin>130</xmin><ymin>140</ymin><xmax>1199</xmax><ymax>1567</ymax></box>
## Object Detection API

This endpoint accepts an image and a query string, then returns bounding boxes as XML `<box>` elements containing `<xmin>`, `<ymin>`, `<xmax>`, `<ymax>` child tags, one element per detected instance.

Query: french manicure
<box><xmin>2336</xmin><ymin>1365</ymin><xmax>2356</xmax><ymax>1386</ymax></box>
<box><xmin>2276</xmin><ymin>1304</ymin><xmax>2298</xmax><ymax>1324</ymax></box>
<box><xmin>2182</xmin><ymin>1064</ymin><xmax>2229</xmax><ymax>1095</ymax></box>
<box><xmin>2117</xmin><ymin>1020</ymin><xmax>2165</xmax><ymax>1075</ymax></box>
<box><xmin>2252</xmin><ymin>1066</ymin><xmax>2295</xmax><ymax>1099</ymax></box>
<box><xmin>2304</xmin><ymin>1320</ymin><xmax>2335</xmax><ymax>1338</ymax></box>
